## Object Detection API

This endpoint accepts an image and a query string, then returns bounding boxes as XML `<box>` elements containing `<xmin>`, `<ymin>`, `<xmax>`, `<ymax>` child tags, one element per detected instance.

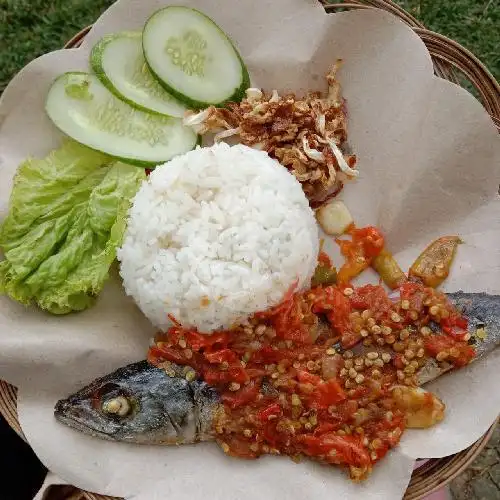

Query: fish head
<box><xmin>55</xmin><ymin>360</ymin><xmax>219</xmax><ymax>444</ymax></box>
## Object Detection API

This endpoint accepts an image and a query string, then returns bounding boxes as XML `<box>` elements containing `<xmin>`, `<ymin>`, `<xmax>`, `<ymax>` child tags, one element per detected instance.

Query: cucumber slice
<box><xmin>143</xmin><ymin>6</ymin><xmax>250</xmax><ymax>109</ymax></box>
<box><xmin>45</xmin><ymin>72</ymin><xmax>198</xmax><ymax>166</ymax></box>
<box><xmin>91</xmin><ymin>32</ymin><xmax>187</xmax><ymax>118</ymax></box>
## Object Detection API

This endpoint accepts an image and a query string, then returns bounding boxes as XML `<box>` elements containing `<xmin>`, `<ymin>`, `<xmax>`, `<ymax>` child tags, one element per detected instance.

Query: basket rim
<box><xmin>1</xmin><ymin>1</ymin><xmax>499</xmax><ymax>499</ymax></box>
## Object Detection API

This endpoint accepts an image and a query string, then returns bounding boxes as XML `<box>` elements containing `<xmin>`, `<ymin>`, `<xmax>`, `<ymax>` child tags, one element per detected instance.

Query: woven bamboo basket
<box><xmin>1</xmin><ymin>1</ymin><xmax>499</xmax><ymax>499</ymax></box>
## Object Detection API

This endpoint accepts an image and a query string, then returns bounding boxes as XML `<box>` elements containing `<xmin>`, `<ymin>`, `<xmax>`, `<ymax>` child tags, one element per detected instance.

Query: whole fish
<box><xmin>55</xmin><ymin>291</ymin><xmax>500</xmax><ymax>445</ymax></box>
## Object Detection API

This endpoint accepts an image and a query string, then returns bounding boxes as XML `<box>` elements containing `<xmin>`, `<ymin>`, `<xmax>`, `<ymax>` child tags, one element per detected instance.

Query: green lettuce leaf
<box><xmin>0</xmin><ymin>140</ymin><xmax>145</xmax><ymax>314</ymax></box>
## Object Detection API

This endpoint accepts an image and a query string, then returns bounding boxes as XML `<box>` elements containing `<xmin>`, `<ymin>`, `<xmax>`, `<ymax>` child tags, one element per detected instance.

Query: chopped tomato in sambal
<box><xmin>148</xmin><ymin>241</ymin><xmax>475</xmax><ymax>481</ymax></box>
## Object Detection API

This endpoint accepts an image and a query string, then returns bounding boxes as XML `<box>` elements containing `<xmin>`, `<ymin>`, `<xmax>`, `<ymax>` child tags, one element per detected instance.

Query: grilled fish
<box><xmin>55</xmin><ymin>291</ymin><xmax>500</xmax><ymax>445</ymax></box>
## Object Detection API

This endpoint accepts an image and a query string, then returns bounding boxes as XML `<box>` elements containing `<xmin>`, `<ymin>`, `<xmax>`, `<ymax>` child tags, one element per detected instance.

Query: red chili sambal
<box><xmin>148</xmin><ymin>280</ymin><xmax>475</xmax><ymax>481</ymax></box>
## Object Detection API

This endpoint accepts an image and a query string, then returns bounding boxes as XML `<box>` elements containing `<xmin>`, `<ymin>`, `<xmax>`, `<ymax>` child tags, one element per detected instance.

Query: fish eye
<box><xmin>102</xmin><ymin>395</ymin><xmax>132</xmax><ymax>417</ymax></box>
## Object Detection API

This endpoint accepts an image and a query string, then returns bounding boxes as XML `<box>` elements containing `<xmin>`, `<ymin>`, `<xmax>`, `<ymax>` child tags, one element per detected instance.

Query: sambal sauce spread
<box><xmin>148</xmin><ymin>266</ymin><xmax>475</xmax><ymax>481</ymax></box>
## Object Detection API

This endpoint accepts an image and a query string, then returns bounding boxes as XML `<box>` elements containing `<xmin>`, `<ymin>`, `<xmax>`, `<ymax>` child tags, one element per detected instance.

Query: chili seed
<box><xmin>436</xmin><ymin>351</ymin><xmax>449</xmax><ymax>362</ymax></box>
<box><xmin>266</xmin><ymin>327</ymin><xmax>277</xmax><ymax>338</ymax></box>
<box><xmin>178</xmin><ymin>338</ymin><xmax>187</xmax><ymax>348</ymax></box>
<box><xmin>371</xmin><ymin>438</ymin><xmax>382</xmax><ymax>449</ymax></box>
<box><xmin>464</xmin><ymin>333</ymin><xmax>471</xmax><ymax>341</ymax></box>
<box><xmin>344</xmin><ymin>350</ymin><xmax>354</xmax><ymax>359</ymax></box>
<box><xmin>304</xmin><ymin>423</ymin><xmax>312</xmax><ymax>430</ymax></box>
<box><xmin>371</xmin><ymin>452</ymin><xmax>378</xmax><ymax>461</ymax></box>
<box><xmin>404</xmin><ymin>349</ymin><xmax>415</xmax><ymax>360</ymax></box>
<box><xmin>367</xmin><ymin>318</ymin><xmax>376</xmax><ymax>328</ymax></box>
<box><xmin>298</xmin><ymin>353</ymin><xmax>305</xmax><ymax>360</ymax></box>
<box><xmin>391</xmin><ymin>312</ymin><xmax>401</xmax><ymax>323</ymax></box>
<box><xmin>371</xmin><ymin>325</ymin><xmax>382</xmax><ymax>334</ymax></box>
<box><xmin>397</xmin><ymin>370</ymin><xmax>405</xmax><ymax>380</ymax></box>
<box><xmin>326</xmin><ymin>348</ymin><xmax>336</xmax><ymax>355</ymax></box>
<box><xmin>306</xmin><ymin>360</ymin><xmax>316</xmax><ymax>371</ymax></box>
<box><xmin>371</xmin><ymin>369</ymin><xmax>382</xmax><ymax>378</ymax></box>
<box><xmin>376</xmin><ymin>337</ymin><xmax>386</xmax><ymax>346</ymax></box>
<box><xmin>185</xmin><ymin>370</ymin><xmax>196</xmax><ymax>382</ymax></box>
<box><xmin>440</xmin><ymin>309</ymin><xmax>450</xmax><ymax>319</ymax></box>
<box><xmin>386</xmin><ymin>335</ymin><xmax>396</xmax><ymax>344</ymax></box>
<box><xmin>417</xmin><ymin>348</ymin><xmax>425</xmax><ymax>358</ymax></box>
<box><xmin>221</xmin><ymin>442</ymin><xmax>230</xmax><ymax>453</ymax></box>
<box><xmin>386</xmin><ymin>411</ymin><xmax>393</xmax><ymax>421</ymax></box>
<box><xmin>360</xmin><ymin>328</ymin><xmax>369</xmax><ymax>337</ymax></box>
<box><xmin>364</xmin><ymin>359</ymin><xmax>373</xmax><ymax>367</ymax></box>
<box><xmin>291</xmin><ymin>394</ymin><xmax>301</xmax><ymax>406</ymax></box>
<box><xmin>404</xmin><ymin>365</ymin><xmax>416</xmax><ymax>374</ymax></box>
<box><xmin>363</xmin><ymin>437</ymin><xmax>369</xmax><ymax>446</ymax></box>
<box><xmin>345</xmin><ymin>380</ymin><xmax>354</xmax><ymax>389</ymax></box>
<box><xmin>293</xmin><ymin>361</ymin><xmax>301</xmax><ymax>369</ymax></box>
<box><xmin>400</xmin><ymin>300</ymin><xmax>410</xmax><ymax>310</ymax></box>
<box><xmin>367</xmin><ymin>352</ymin><xmax>379</xmax><ymax>360</ymax></box>
<box><xmin>344</xmin><ymin>359</ymin><xmax>353</xmax><ymax>369</ymax></box>
<box><xmin>250</xmin><ymin>443</ymin><xmax>259</xmax><ymax>452</ymax></box>
<box><xmin>354</xmin><ymin>357</ymin><xmax>364</xmax><ymax>367</ymax></box>
<box><xmin>409</xmin><ymin>310</ymin><xmax>419</xmax><ymax>321</ymax></box>
<box><xmin>410</xmin><ymin>360</ymin><xmax>419</xmax><ymax>368</ymax></box>
<box><xmin>381</xmin><ymin>353</ymin><xmax>391</xmax><ymax>363</ymax></box>
<box><xmin>243</xmin><ymin>429</ymin><xmax>252</xmax><ymax>437</ymax></box>
<box><xmin>229</xmin><ymin>382</ymin><xmax>241</xmax><ymax>391</ymax></box>
<box><xmin>400</xmin><ymin>329</ymin><xmax>410</xmax><ymax>340</ymax></box>
<box><xmin>271</xmin><ymin>372</ymin><xmax>279</xmax><ymax>379</ymax></box>
<box><xmin>382</xmin><ymin>326</ymin><xmax>392</xmax><ymax>336</ymax></box>
<box><xmin>401</xmin><ymin>356</ymin><xmax>409</xmax><ymax>366</ymax></box>
<box><xmin>420</xmin><ymin>326</ymin><xmax>431</xmax><ymax>336</ymax></box>
<box><xmin>355</xmin><ymin>374</ymin><xmax>365</xmax><ymax>384</ymax></box>
<box><xmin>343</xmin><ymin>287</ymin><xmax>354</xmax><ymax>296</ymax></box>
<box><xmin>429</xmin><ymin>305</ymin><xmax>439</xmax><ymax>316</ymax></box>
<box><xmin>361</xmin><ymin>310</ymin><xmax>372</xmax><ymax>320</ymax></box>
<box><xmin>349</xmin><ymin>368</ymin><xmax>358</xmax><ymax>378</ymax></box>
<box><xmin>363</xmin><ymin>339</ymin><xmax>373</xmax><ymax>346</ymax></box>
<box><xmin>340</xmin><ymin>368</ymin><xmax>348</xmax><ymax>377</ymax></box>
<box><xmin>337</xmin><ymin>429</ymin><xmax>346</xmax><ymax>435</ymax></box>
<box><xmin>393</xmin><ymin>342</ymin><xmax>405</xmax><ymax>352</ymax></box>
<box><xmin>184</xmin><ymin>349</ymin><xmax>193</xmax><ymax>359</ymax></box>
<box><xmin>255</xmin><ymin>325</ymin><xmax>266</xmax><ymax>336</ymax></box>
<box><xmin>373</xmin><ymin>358</ymin><xmax>384</xmax><ymax>368</ymax></box>
<box><xmin>221</xmin><ymin>361</ymin><xmax>229</xmax><ymax>370</ymax></box>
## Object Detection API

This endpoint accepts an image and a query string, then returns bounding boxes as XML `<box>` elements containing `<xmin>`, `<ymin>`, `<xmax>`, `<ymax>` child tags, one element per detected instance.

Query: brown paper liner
<box><xmin>1</xmin><ymin>1</ymin><xmax>498</xmax><ymax>499</ymax></box>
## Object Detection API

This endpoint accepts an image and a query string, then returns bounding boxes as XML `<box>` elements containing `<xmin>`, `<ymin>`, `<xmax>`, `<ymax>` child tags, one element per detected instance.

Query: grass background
<box><xmin>0</xmin><ymin>0</ymin><xmax>499</xmax><ymax>95</ymax></box>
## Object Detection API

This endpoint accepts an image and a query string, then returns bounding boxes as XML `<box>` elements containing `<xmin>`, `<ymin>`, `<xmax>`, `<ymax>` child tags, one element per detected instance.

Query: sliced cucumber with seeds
<box><xmin>91</xmin><ymin>31</ymin><xmax>187</xmax><ymax>118</ymax></box>
<box><xmin>46</xmin><ymin>72</ymin><xmax>198</xmax><ymax>166</ymax></box>
<box><xmin>143</xmin><ymin>6</ymin><xmax>250</xmax><ymax>109</ymax></box>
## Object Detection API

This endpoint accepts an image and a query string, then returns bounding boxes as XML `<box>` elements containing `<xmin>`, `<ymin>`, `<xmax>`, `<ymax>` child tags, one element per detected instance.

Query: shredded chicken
<box><xmin>183</xmin><ymin>60</ymin><xmax>357</xmax><ymax>204</ymax></box>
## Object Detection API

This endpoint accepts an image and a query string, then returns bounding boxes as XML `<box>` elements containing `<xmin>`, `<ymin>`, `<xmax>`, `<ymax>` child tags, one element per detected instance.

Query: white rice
<box><xmin>118</xmin><ymin>143</ymin><xmax>319</xmax><ymax>332</ymax></box>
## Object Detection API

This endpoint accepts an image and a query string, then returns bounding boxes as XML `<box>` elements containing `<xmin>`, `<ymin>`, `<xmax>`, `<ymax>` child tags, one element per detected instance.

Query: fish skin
<box><xmin>415</xmin><ymin>292</ymin><xmax>500</xmax><ymax>384</ymax></box>
<box><xmin>447</xmin><ymin>292</ymin><xmax>500</xmax><ymax>359</ymax></box>
<box><xmin>55</xmin><ymin>292</ymin><xmax>500</xmax><ymax>443</ymax></box>
<box><xmin>54</xmin><ymin>360</ymin><xmax>220</xmax><ymax>445</ymax></box>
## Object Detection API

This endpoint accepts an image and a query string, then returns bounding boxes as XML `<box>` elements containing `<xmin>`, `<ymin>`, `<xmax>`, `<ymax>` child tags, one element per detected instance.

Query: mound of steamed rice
<box><xmin>118</xmin><ymin>143</ymin><xmax>319</xmax><ymax>333</ymax></box>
